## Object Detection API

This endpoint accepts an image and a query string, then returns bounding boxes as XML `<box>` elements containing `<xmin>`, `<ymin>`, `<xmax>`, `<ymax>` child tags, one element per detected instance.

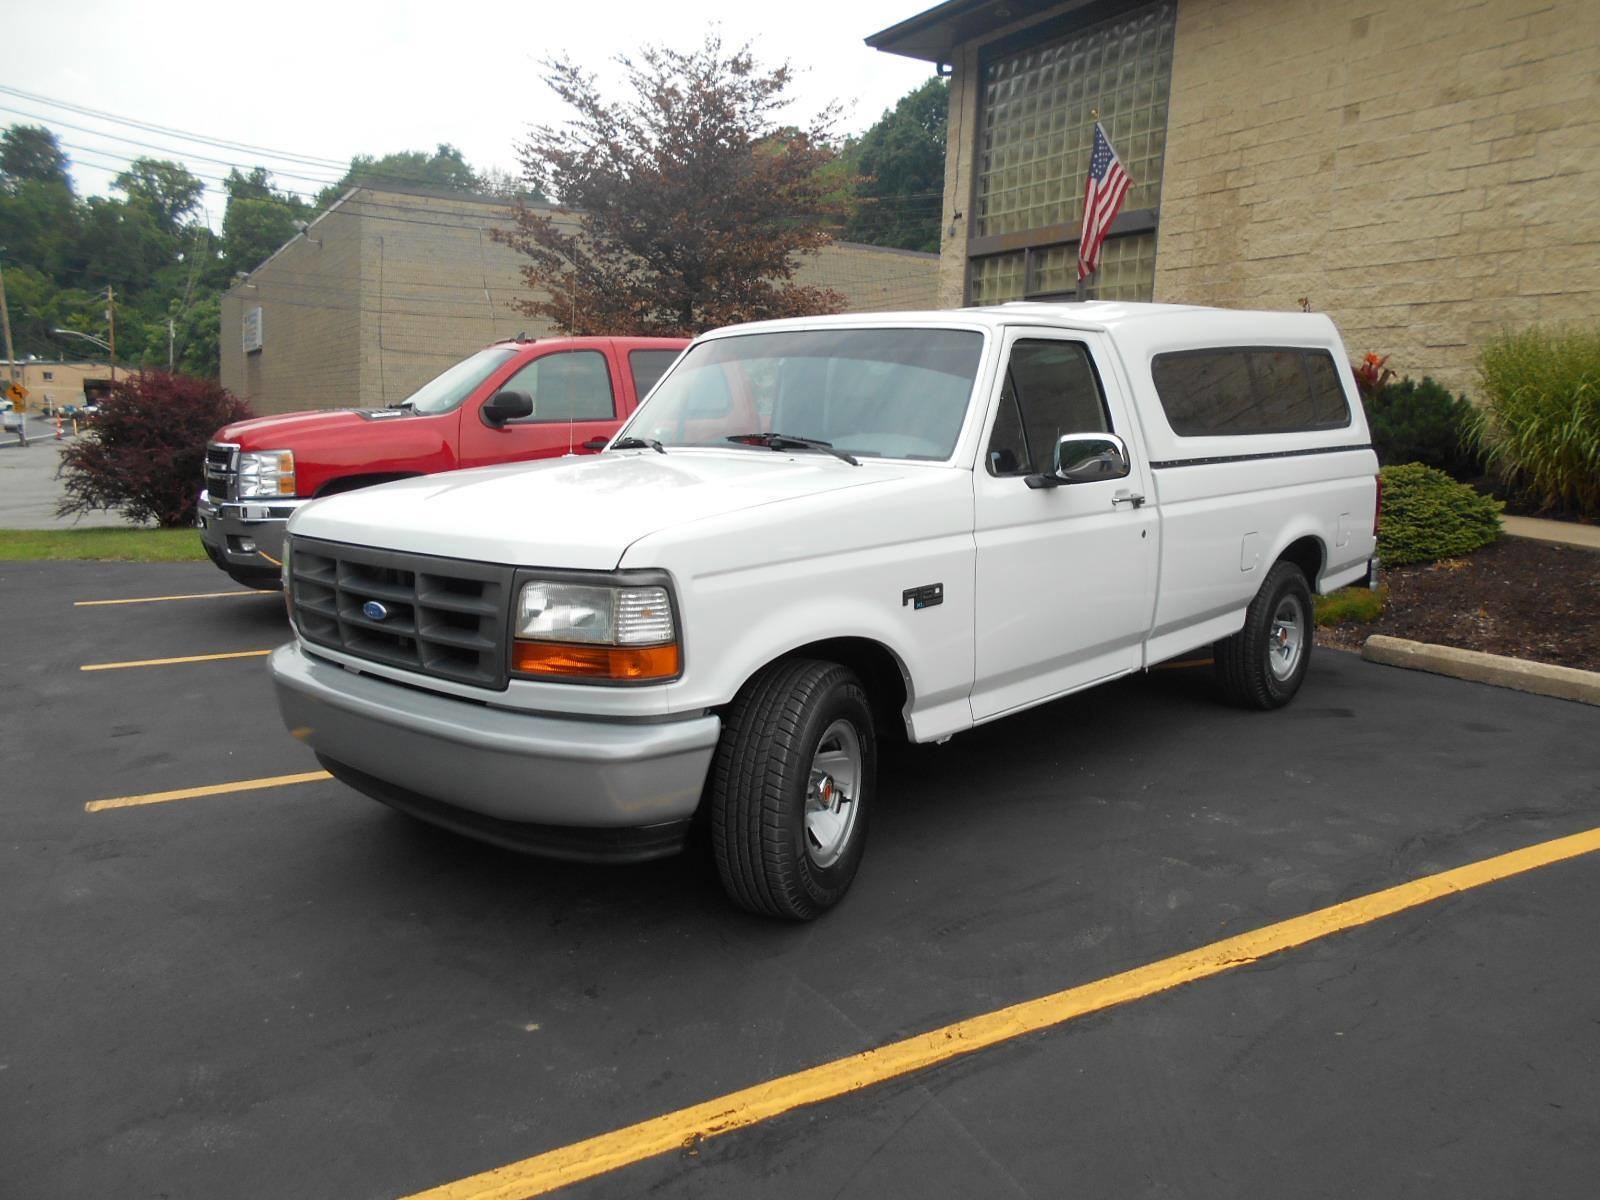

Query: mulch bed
<box><xmin>1316</xmin><ymin>536</ymin><xmax>1600</xmax><ymax>672</ymax></box>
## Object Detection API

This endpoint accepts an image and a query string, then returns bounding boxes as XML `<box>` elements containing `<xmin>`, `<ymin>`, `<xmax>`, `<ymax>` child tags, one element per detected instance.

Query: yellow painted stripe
<box><xmin>74</xmin><ymin>590</ymin><xmax>272</xmax><ymax>607</ymax></box>
<box><xmin>85</xmin><ymin>770</ymin><xmax>331</xmax><ymax>812</ymax></box>
<box><xmin>80</xmin><ymin>649</ymin><xmax>272</xmax><ymax>672</ymax></box>
<box><xmin>406</xmin><ymin>824</ymin><xmax>1600</xmax><ymax>1200</ymax></box>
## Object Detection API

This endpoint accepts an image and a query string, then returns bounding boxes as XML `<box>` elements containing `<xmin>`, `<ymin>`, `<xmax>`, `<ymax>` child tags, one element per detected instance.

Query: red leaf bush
<box><xmin>57</xmin><ymin>372</ymin><xmax>253</xmax><ymax>528</ymax></box>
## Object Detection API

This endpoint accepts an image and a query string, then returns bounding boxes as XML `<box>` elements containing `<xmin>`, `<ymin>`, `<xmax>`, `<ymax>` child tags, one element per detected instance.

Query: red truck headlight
<box><xmin>237</xmin><ymin>449</ymin><xmax>296</xmax><ymax>498</ymax></box>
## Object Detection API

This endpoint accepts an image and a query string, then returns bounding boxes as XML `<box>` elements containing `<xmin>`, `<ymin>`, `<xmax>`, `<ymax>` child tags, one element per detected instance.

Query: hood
<box><xmin>287</xmin><ymin>449</ymin><xmax>914</xmax><ymax>570</ymax></box>
<box><xmin>213</xmin><ymin>407</ymin><xmax>412</xmax><ymax>446</ymax></box>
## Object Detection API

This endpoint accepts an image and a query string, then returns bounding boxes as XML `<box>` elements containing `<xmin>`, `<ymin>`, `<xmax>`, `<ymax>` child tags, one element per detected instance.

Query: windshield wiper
<box><xmin>611</xmin><ymin>435</ymin><xmax>666</xmax><ymax>454</ymax></box>
<box><xmin>725</xmin><ymin>432</ymin><xmax>859</xmax><ymax>466</ymax></box>
<box><xmin>386</xmin><ymin>399</ymin><xmax>414</xmax><ymax>410</ymax></box>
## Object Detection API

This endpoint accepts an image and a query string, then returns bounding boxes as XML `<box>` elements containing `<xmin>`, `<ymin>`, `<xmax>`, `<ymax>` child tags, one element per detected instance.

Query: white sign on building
<box><xmin>242</xmin><ymin>306</ymin><xmax>264</xmax><ymax>354</ymax></box>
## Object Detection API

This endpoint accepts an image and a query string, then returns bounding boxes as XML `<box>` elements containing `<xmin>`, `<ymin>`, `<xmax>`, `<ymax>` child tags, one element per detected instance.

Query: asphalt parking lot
<box><xmin>4</xmin><ymin>559</ymin><xmax>1598</xmax><ymax>1199</ymax></box>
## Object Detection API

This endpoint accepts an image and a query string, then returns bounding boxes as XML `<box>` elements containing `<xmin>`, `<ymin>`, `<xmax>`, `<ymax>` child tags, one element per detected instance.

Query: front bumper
<box><xmin>270</xmin><ymin>642</ymin><xmax>721</xmax><ymax>860</ymax></box>
<box><xmin>197</xmin><ymin>490</ymin><xmax>310</xmax><ymax>574</ymax></box>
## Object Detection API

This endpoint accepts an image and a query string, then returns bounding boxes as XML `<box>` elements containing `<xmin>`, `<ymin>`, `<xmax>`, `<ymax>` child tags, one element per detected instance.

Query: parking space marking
<box><xmin>405</xmin><ymin>824</ymin><xmax>1600</xmax><ymax>1200</ymax></box>
<box><xmin>85</xmin><ymin>770</ymin><xmax>331</xmax><ymax>812</ymax></box>
<box><xmin>74</xmin><ymin>590</ymin><xmax>274</xmax><ymax>607</ymax></box>
<box><xmin>80</xmin><ymin>649</ymin><xmax>272</xmax><ymax>672</ymax></box>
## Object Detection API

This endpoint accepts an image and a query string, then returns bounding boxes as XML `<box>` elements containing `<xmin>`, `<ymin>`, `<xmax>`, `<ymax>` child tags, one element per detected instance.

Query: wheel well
<box><xmin>774</xmin><ymin>638</ymin><xmax>910</xmax><ymax>743</ymax></box>
<box><xmin>315</xmin><ymin>472</ymin><xmax>418</xmax><ymax>498</ymax></box>
<box><xmin>1278</xmin><ymin>535</ymin><xmax>1324</xmax><ymax>590</ymax></box>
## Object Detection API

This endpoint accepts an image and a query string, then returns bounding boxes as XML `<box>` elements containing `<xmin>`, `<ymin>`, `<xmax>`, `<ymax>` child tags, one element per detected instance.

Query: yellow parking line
<box><xmin>405</xmin><ymin>824</ymin><xmax>1600</xmax><ymax>1200</ymax></box>
<box><xmin>85</xmin><ymin>770</ymin><xmax>332</xmax><ymax>812</ymax></box>
<box><xmin>74</xmin><ymin>590</ymin><xmax>273</xmax><ymax>607</ymax></box>
<box><xmin>80</xmin><ymin>649</ymin><xmax>272</xmax><ymax>672</ymax></box>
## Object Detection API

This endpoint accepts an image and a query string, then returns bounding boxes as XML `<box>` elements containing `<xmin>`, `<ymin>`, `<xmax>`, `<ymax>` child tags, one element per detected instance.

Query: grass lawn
<box><xmin>0</xmin><ymin>527</ymin><xmax>209</xmax><ymax>562</ymax></box>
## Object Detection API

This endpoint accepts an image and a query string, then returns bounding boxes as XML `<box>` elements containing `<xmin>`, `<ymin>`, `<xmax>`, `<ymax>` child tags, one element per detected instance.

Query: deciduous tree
<box><xmin>495</xmin><ymin>36</ymin><xmax>850</xmax><ymax>336</ymax></box>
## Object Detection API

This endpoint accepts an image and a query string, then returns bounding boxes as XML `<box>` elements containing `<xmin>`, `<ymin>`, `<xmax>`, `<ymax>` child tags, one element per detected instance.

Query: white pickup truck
<box><xmin>271</xmin><ymin>302</ymin><xmax>1379</xmax><ymax>919</ymax></box>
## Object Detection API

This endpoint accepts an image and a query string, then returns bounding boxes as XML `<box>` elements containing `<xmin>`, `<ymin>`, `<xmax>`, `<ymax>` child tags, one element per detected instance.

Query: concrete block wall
<box><xmin>223</xmin><ymin>186</ymin><xmax>940</xmax><ymax>411</ymax></box>
<box><xmin>1155</xmin><ymin>0</ymin><xmax>1600</xmax><ymax>394</ymax></box>
<box><xmin>221</xmin><ymin>202</ymin><xmax>362</xmax><ymax>416</ymax></box>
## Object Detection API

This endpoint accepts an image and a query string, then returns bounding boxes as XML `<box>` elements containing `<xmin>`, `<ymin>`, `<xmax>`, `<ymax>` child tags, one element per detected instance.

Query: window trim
<box><xmin>985</xmin><ymin>335</ymin><xmax>1114</xmax><ymax>478</ymax></box>
<box><xmin>500</xmin><ymin>348</ymin><xmax>618</xmax><ymax>426</ymax></box>
<box><xmin>1149</xmin><ymin>346</ymin><xmax>1354</xmax><ymax>438</ymax></box>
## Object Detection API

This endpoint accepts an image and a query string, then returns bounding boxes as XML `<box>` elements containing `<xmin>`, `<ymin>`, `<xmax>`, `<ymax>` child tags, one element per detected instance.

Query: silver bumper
<box><xmin>271</xmin><ymin>642</ymin><xmax>720</xmax><ymax>834</ymax></box>
<box><xmin>197</xmin><ymin>490</ymin><xmax>310</xmax><ymax>571</ymax></box>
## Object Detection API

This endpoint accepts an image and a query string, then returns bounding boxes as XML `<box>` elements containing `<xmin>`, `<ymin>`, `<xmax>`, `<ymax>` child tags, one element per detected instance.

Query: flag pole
<box><xmin>1075</xmin><ymin>109</ymin><xmax>1100</xmax><ymax>302</ymax></box>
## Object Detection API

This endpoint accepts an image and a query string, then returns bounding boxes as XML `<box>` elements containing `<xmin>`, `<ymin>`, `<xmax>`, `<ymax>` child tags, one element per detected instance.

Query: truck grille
<box><xmin>204</xmin><ymin>442</ymin><xmax>239</xmax><ymax>501</ymax></box>
<box><xmin>287</xmin><ymin>536</ymin><xmax>514</xmax><ymax>690</ymax></box>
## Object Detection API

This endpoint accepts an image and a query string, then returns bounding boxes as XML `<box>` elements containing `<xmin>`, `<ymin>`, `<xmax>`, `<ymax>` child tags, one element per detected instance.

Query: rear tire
<box><xmin>1214</xmin><ymin>560</ymin><xmax>1313</xmax><ymax>709</ymax></box>
<box><xmin>710</xmin><ymin>659</ymin><xmax>875</xmax><ymax>920</ymax></box>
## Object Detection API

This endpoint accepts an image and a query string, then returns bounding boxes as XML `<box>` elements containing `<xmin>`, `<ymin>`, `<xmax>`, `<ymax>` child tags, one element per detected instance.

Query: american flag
<box><xmin>1077</xmin><ymin>121</ymin><xmax>1132</xmax><ymax>281</ymax></box>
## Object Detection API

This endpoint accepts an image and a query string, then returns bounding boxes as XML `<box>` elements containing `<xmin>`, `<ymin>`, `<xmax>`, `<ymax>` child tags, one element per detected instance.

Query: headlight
<box><xmin>512</xmin><ymin>580</ymin><xmax>679</xmax><ymax>681</ymax></box>
<box><xmin>237</xmin><ymin>449</ymin><xmax>296</xmax><ymax>498</ymax></box>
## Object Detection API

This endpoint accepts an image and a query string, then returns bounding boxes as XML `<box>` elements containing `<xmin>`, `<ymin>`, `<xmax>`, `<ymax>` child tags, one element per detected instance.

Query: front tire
<box><xmin>710</xmin><ymin>659</ymin><xmax>876</xmax><ymax>920</ymax></box>
<box><xmin>1214</xmin><ymin>560</ymin><xmax>1313</xmax><ymax>709</ymax></box>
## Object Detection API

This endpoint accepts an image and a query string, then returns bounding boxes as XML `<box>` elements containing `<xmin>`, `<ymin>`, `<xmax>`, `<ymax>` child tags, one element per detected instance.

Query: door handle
<box><xmin>582</xmin><ymin>437</ymin><xmax>609</xmax><ymax>451</ymax></box>
<box><xmin>1112</xmin><ymin>490</ymin><xmax>1146</xmax><ymax>508</ymax></box>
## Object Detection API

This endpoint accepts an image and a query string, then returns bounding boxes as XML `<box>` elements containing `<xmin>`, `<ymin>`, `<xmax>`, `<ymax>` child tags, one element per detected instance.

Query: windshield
<box><xmin>617</xmin><ymin>328</ymin><xmax>984</xmax><ymax>461</ymax></box>
<box><xmin>404</xmin><ymin>346</ymin><xmax>521</xmax><ymax>415</ymax></box>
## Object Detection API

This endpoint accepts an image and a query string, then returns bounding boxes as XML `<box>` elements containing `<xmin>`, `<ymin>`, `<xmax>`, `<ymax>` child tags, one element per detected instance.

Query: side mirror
<box><xmin>1026</xmin><ymin>433</ymin><xmax>1131</xmax><ymax>489</ymax></box>
<box><xmin>481</xmin><ymin>389</ymin><xmax>534</xmax><ymax>427</ymax></box>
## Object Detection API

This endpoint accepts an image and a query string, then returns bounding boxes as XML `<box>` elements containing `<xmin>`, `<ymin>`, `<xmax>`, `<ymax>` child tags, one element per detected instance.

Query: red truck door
<box><xmin>456</xmin><ymin>344</ymin><xmax>628</xmax><ymax>468</ymax></box>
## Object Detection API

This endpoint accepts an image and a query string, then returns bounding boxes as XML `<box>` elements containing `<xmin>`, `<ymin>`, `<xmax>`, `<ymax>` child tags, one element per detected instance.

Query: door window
<box><xmin>627</xmin><ymin>349</ymin><xmax>680</xmax><ymax>400</ymax></box>
<box><xmin>499</xmin><ymin>350</ymin><xmax>616</xmax><ymax>422</ymax></box>
<box><xmin>986</xmin><ymin>340</ymin><xmax>1109</xmax><ymax>476</ymax></box>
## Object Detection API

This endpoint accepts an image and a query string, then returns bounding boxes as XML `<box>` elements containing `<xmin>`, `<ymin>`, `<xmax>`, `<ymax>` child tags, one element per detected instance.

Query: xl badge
<box><xmin>363</xmin><ymin>600</ymin><xmax>390</xmax><ymax>622</ymax></box>
<box><xmin>902</xmin><ymin>583</ymin><xmax>943</xmax><ymax>610</ymax></box>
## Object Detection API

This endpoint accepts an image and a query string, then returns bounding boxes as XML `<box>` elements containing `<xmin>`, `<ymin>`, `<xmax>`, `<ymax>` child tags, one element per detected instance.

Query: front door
<box><xmin>970</xmin><ymin>329</ymin><xmax>1157</xmax><ymax>721</ymax></box>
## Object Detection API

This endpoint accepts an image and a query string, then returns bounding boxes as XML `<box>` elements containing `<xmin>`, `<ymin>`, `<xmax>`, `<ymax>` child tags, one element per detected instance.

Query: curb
<box><xmin>1361</xmin><ymin>635</ymin><xmax>1600</xmax><ymax>707</ymax></box>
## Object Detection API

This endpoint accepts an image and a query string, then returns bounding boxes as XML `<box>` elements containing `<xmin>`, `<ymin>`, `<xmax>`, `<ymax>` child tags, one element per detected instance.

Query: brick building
<box><xmin>869</xmin><ymin>0</ymin><xmax>1600</xmax><ymax>392</ymax></box>
<box><xmin>220</xmin><ymin>186</ymin><xmax>939</xmax><ymax>415</ymax></box>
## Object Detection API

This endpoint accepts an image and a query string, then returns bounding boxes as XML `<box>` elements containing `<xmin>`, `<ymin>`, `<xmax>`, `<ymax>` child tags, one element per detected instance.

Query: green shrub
<box><xmin>1315</xmin><ymin>585</ymin><xmax>1387</xmax><ymax>627</ymax></box>
<box><xmin>1471</xmin><ymin>325</ymin><xmax>1600</xmax><ymax>516</ymax></box>
<box><xmin>1378</xmin><ymin>462</ymin><xmax>1503</xmax><ymax>566</ymax></box>
<box><xmin>1364</xmin><ymin>376</ymin><xmax>1482</xmax><ymax>479</ymax></box>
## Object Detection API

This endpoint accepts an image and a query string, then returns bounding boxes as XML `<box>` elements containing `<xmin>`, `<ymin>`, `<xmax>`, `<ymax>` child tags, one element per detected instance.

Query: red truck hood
<box><xmin>213</xmin><ymin>408</ymin><xmax>411</xmax><ymax>448</ymax></box>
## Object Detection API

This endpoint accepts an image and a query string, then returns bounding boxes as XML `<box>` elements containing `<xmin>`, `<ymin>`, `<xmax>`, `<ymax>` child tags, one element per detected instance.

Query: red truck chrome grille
<box><xmin>287</xmin><ymin>536</ymin><xmax>514</xmax><ymax>690</ymax></box>
<box><xmin>204</xmin><ymin>442</ymin><xmax>239</xmax><ymax>502</ymax></box>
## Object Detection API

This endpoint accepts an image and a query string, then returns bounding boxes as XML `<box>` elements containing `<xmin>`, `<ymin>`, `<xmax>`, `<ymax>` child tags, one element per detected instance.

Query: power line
<box><xmin>0</xmin><ymin>83</ymin><xmax>352</xmax><ymax>170</ymax></box>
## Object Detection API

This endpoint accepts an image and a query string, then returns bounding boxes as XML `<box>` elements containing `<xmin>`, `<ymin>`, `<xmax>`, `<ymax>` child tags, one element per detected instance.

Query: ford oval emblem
<box><xmin>362</xmin><ymin>600</ymin><xmax>390</xmax><ymax>622</ymax></box>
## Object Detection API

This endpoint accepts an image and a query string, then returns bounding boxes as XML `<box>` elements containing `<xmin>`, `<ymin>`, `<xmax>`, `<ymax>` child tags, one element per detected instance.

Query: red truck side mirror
<box><xmin>482</xmin><ymin>390</ymin><xmax>534</xmax><ymax>428</ymax></box>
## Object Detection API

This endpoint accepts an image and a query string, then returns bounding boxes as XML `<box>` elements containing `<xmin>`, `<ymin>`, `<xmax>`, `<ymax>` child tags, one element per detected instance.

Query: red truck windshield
<box><xmin>405</xmin><ymin>346</ymin><xmax>521</xmax><ymax>416</ymax></box>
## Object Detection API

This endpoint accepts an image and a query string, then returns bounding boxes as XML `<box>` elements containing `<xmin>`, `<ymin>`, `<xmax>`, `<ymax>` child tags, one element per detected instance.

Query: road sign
<box><xmin>5</xmin><ymin>382</ymin><xmax>27</xmax><ymax>404</ymax></box>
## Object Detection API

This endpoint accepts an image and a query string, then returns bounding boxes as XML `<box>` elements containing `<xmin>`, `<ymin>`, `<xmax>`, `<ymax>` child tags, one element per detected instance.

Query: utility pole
<box><xmin>0</xmin><ymin>251</ymin><xmax>24</xmax><ymax>446</ymax></box>
<box><xmin>168</xmin><ymin>317</ymin><xmax>175</xmax><ymax>372</ymax></box>
<box><xmin>106</xmin><ymin>287</ymin><xmax>117</xmax><ymax>385</ymax></box>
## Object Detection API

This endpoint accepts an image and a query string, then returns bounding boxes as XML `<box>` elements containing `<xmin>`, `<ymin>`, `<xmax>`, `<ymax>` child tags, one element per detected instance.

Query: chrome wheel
<box><xmin>805</xmin><ymin>718</ymin><xmax>863</xmax><ymax>869</ymax></box>
<box><xmin>1267</xmin><ymin>594</ymin><xmax>1306</xmax><ymax>681</ymax></box>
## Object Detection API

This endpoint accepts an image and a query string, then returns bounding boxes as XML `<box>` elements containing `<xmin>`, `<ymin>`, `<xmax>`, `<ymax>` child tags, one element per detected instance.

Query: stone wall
<box><xmin>1154</xmin><ymin>0</ymin><xmax>1600</xmax><ymax>394</ymax></box>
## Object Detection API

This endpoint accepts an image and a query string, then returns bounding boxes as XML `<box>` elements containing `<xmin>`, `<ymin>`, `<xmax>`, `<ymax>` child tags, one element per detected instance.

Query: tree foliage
<box><xmin>57</xmin><ymin>372</ymin><xmax>254</xmax><ymax>527</ymax></box>
<box><xmin>495</xmin><ymin>36</ymin><xmax>850</xmax><ymax>336</ymax></box>
<box><xmin>0</xmin><ymin>123</ymin><xmax>506</xmax><ymax>381</ymax></box>
<box><xmin>315</xmin><ymin>143</ymin><xmax>482</xmax><ymax>207</ymax></box>
<box><xmin>842</xmin><ymin>77</ymin><xmax>948</xmax><ymax>252</ymax></box>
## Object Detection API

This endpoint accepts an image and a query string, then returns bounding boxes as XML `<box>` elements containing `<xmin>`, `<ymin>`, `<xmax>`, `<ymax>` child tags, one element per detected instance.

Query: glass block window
<box><xmin>976</xmin><ymin>2</ymin><xmax>1176</xmax><ymax>239</ymax></box>
<box><xmin>968</xmin><ymin>233</ymin><xmax>1158</xmax><ymax>306</ymax></box>
<box><xmin>969</xmin><ymin>253</ymin><xmax>1028</xmax><ymax>306</ymax></box>
<box><xmin>1034</xmin><ymin>234</ymin><xmax>1157</xmax><ymax>301</ymax></box>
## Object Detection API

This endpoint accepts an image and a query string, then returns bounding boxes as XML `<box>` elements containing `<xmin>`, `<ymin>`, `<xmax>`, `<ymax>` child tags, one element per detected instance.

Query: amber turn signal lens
<box><xmin>512</xmin><ymin>641</ymin><xmax>680</xmax><ymax>681</ymax></box>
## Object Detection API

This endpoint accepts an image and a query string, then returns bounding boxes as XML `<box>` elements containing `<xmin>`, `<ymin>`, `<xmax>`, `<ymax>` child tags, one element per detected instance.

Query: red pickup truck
<box><xmin>199</xmin><ymin>335</ymin><xmax>688</xmax><ymax>588</ymax></box>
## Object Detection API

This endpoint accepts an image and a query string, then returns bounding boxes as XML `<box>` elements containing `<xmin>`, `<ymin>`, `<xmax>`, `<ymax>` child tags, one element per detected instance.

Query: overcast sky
<box><xmin>3</xmin><ymin>0</ymin><xmax>938</xmax><ymax>226</ymax></box>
